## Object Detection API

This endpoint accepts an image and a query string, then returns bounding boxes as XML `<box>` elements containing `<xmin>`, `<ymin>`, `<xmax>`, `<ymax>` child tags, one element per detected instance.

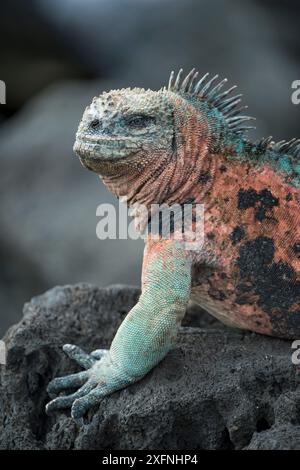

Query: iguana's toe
<box><xmin>63</xmin><ymin>344</ymin><xmax>97</xmax><ymax>369</ymax></box>
<box><xmin>47</xmin><ymin>370</ymin><xmax>89</xmax><ymax>397</ymax></box>
<box><xmin>71</xmin><ymin>386</ymin><xmax>108</xmax><ymax>421</ymax></box>
<box><xmin>46</xmin><ymin>380</ymin><xmax>97</xmax><ymax>414</ymax></box>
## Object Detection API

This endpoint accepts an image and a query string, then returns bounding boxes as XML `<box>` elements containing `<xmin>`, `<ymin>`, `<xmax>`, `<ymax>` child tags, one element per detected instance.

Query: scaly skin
<box><xmin>46</xmin><ymin>68</ymin><xmax>300</xmax><ymax>422</ymax></box>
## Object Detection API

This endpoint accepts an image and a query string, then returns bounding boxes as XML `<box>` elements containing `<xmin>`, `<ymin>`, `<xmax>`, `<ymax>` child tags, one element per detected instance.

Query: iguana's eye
<box><xmin>89</xmin><ymin>119</ymin><xmax>100</xmax><ymax>129</ymax></box>
<box><xmin>125</xmin><ymin>115</ymin><xmax>156</xmax><ymax>129</ymax></box>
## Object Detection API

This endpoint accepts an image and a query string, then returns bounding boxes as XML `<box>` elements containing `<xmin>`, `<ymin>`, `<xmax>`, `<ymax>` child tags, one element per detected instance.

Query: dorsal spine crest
<box><xmin>168</xmin><ymin>68</ymin><xmax>256</xmax><ymax>136</ymax></box>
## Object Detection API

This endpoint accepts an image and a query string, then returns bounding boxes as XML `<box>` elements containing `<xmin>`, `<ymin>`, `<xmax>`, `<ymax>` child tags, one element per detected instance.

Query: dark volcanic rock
<box><xmin>0</xmin><ymin>284</ymin><xmax>300</xmax><ymax>450</ymax></box>
<box><xmin>246</xmin><ymin>425</ymin><xmax>300</xmax><ymax>450</ymax></box>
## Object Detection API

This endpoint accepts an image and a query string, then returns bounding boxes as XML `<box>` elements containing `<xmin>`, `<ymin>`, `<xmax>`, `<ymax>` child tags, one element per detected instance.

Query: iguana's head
<box><xmin>74</xmin><ymin>69</ymin><xmax>254</xmax><ymax>204</ymax></box>
<box><xmin>73</xmin><ymin>87</ymin><xmax>174</xmax><ymax>173</ymax></box>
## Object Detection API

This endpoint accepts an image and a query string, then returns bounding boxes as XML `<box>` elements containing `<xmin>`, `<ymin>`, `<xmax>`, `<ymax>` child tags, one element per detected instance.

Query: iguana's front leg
<box><xmin>46</xmin><ymin>239</ymin><xmax>192</xmax><ymax>422</ymax></box>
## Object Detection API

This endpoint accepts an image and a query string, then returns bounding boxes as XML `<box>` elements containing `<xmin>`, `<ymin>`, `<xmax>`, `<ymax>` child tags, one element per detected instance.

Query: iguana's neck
<box><xmin>100</xmin><ymin>104</ymin><xmax>217</xmax><ymax>208</ymax></box>
<box><xmin>100</xmin><ymin>152</ymin><xmax>215</xmax><ymax>206</ymax></box>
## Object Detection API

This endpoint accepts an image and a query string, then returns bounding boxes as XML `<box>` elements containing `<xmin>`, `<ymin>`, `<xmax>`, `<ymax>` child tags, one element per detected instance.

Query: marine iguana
<box><xmin>46</xmin><ymin>68</ymin><xmax>300</xmax><ymax>422</ymax></box>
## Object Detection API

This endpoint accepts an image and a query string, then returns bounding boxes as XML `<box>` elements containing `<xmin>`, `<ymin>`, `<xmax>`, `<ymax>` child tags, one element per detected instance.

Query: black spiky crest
<box><xmin>255</xmin><ymin>136</ymin><xmax>300</xmax><ymax>158</ymax></box>
<box><xmin>273</xmin><ymin>138</ymin><xmax>300</xmax><ymax>157</ymax></box>
<box><xmin>168</xmin><ymin>68</ymin><xmax>256</xmax><ymax>135</ymax></box>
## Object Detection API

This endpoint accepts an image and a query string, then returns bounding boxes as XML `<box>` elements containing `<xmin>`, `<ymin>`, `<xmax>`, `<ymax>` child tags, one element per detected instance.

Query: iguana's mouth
<box><xmin>77</xmin><ymin>134</ymin><xmax>136</xmax><ymax>144</ymax></box>
<box><xmin>73</xmin><ymin>139</ymin><xmax>103</xmax><ymax>160</ymax></box>
<box><xmin>73</xmin><ymin>136</ymin><xmax>140</xmax><ymax>162</ymax></box>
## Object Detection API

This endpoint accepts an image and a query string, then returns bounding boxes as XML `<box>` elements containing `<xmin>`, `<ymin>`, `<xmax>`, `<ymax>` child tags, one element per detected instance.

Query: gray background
<box><xmin>0</xmin><ymin>0</ymin><xmax>300</xmax><ymax>336</ymax></box>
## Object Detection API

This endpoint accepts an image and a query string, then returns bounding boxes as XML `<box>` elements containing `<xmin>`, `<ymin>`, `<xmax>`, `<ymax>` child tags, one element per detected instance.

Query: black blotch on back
<box><xmin>293</xmin><ymin>243</ymin><xmax>300</xmax><ymax>253</ymax></box>
<box><xmin>286</xmin><ymin>193</ymin><xmax>293</xmax><ymax>202</ymax></box>
<box><xmin>293</xmin><ymin>243</ymin><xmax>300</xmax><ymax>259</ymax></box>
<box><xmin>236</xmin><ymin>236</ymin><xmax>300</xmax><ymax>336</ymax></box>
<box><xmin>198</xmin><ymin>171</ymin><xmax>211</xmax><ymax>184</ymax></box>
<box><xmin>237</xmin><ymin>188</ymin><xmax>279</xmax><ymax>221</ymax></box>
<box><xmin>230</xmin><ymin>226</ymin><xmax>246</xmax><ymax>245</ymax></box>
<box><xmin>237</xmin><ymin>188</ymin><xmax>258</xmax><ymax>210</ymax></box>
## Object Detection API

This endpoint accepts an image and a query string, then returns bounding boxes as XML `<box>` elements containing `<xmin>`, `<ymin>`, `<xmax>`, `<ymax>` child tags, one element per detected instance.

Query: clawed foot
<box><xmin>46</xmin><ymin>344</ymin><xmax>131</xmax><ymax>424</ymax></box>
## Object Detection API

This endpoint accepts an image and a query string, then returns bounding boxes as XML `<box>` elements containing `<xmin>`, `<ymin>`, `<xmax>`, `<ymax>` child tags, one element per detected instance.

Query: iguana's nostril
<box><xmin>89</xmin><ymin>119</ymin><xmax>101</xmax><ymax>130</ymax></box>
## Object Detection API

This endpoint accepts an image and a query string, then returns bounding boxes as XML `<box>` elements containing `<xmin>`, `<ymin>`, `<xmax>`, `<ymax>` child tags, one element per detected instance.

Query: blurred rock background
<box><xmin>0</xmin><ymin>0</ymin><xmax>299</xmax><ymax>336</ymax></box>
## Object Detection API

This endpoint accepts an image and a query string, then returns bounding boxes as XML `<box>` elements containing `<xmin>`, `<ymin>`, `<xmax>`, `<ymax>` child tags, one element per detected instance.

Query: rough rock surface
<box><xmin>0</xmin><ymin>284</ymin><xmax>299</xmax><ymax>450</ymax></box>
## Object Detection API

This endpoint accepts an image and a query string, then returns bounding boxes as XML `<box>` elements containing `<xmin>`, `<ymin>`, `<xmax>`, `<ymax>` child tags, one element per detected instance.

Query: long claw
<box><xmin>63</xmin><ymin>344</ymin><xmax>97</xmax><ymax>369</ymax></box>
<box><xmin>46</xmin><ymin>380</ymin><xmax>97</xmax><ymax>414</ymax></box>
<box><xmin>90</xmin><ymin>349</ymin><xmax>108</xmax><ymax>360</ymax></box>
<box><xmin>47</xmin><ymin>370</ymin><xmax>89</xmax><ymax>397</ymax></box>
<box><xmin>71</xmin><ymin>387</ymin><xmax>106</xmax><ymax>420</ymax></box>
<box><xmin>46</xmin><ymin>394</ymin><xmax>78</xmax><ymax>414</ymax></box>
